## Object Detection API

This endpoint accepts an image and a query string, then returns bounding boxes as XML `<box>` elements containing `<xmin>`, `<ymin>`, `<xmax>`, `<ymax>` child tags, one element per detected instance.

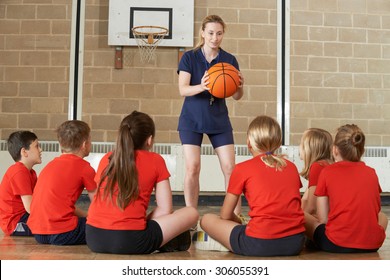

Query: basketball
<box><xmin>207</xmin><ymin>62</ymin><xmax>240</xmax><ymax>99</ymax></box>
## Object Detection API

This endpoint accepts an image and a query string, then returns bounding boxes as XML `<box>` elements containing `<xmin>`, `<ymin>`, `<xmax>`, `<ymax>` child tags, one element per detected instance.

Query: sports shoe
<box><xmin>237</xmin><ymin>213</ymin><xmax>248</xmax><ymax>225</ymax></box>
<box><xmin>192</xmin><ymin>231</ymin><xmax>229</xmax><ymax>252</ymax></box>
<box><xmin>159</xmin><ymin>230</ymin><xmax>191</xmax><ymax>252</ymax></box>
<box><xmin>304</xmin><ymin>237</ymin><xmax>319</xmax><ymax>250</ymax></box>
<box><xmin>190</xmin><ymin>219</ymin><xmax>202</xmax><ymax>232</ymax></box>
<box><xmin>190</xmin><ymin>224</ymin><xmax>198</xmax><ymax>232</ymax></box>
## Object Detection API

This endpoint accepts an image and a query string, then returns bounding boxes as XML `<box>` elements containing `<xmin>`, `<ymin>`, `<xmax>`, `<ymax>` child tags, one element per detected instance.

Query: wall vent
<box><xmin>1</xmin><ymin>141</ymin><xmax>390</xmax><ymax>192</ymax></box>
<box><xmin>0</xmin><ymin>140</ymin><xmax>60</xmax><ymax>152</ymax></box>
<box><xmin>235</xmin><ymin>146</ymin><xmax>250</xmax><ymax>156</ymax></box>
<box><xmin>0</xmin><ymin>141</ymin><xmax>7</xmax><ymax>152</ymax></box>
<box><xmin>152</xmin><ymin>144</ymin><xmax>172</xmax><ymax>155</ymax></box>
<box><xmin>90</xmin><ymin>142</ymin><xmax>114</xmax><ymax>154</ymax></box>
<box><xmin>40</xmin><ymin>141</ymin><xmax>60</xmax><ymax>152</ymax></box>
<box><xmin>201</xmin><ymin>145</ymin><xmax>216</xmax><ymax>155</ymax></box>
<box><xmin>364</xmin><ymin>147</ymin><xmax>387</xmax><ymax>158</ymax></box>
<box><xmin>0</xmin><ymin>141</ymin><xmax>172</xmax><ymax>155</ymax></box>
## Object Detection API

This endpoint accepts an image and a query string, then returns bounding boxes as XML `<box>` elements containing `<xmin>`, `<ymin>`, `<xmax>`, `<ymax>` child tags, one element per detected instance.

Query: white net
<box><xmin>132</xmin><ymin>26</ymin><xmax>168</xmax><ymax>63</ymax></box>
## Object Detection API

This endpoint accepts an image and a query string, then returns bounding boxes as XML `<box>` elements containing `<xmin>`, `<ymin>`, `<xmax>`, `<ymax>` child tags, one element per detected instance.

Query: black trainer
<box><xmin>159</xmin><ymin>230</ymin><xmax>191</xmax><ymax>252</ymax></box>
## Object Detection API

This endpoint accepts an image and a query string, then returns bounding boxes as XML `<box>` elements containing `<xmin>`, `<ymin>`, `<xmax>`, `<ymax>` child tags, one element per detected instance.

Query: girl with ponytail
<box><xmin>304</xmin><ymin>124</ymin><xmax>388</xmax><ymax>253</ymax></box>
<box><xmin>86</xmin><ymin>111</ymin><xmax>198</xmax><ymax>254</ymax></box>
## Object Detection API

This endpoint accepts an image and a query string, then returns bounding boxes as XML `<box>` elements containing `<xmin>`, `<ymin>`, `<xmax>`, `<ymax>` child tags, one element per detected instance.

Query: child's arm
<box><xmin>74</xmin><ymin>206</ymin><xmax>87</xmax><ymax>217</ymax></box>
<box><xmin>302</xmin><ymin>186</ymin><xmax>317</xmax><ymax>215</ymax></box>
<box><xmin>316</xmin><ymin>196</ymin><xmax>329</xmax><ymax>224</ymax></box>
<box><xmin>74</xmin><ymin>190</ymin><xmax>96</xmax><ymax>218</ymax></box>
<box><xmin>147</xmin><ymin>179</ymin><xmax>173</xmax><ymax>220</ymax></box>
<box><xmin>20</xmin><ymin>195</ymin><xmax>32</xmax><ymax>213</ymax></box>
<box><xmin>220</xmin><ymin>193</ymin><xmax>242</xmax><ymax>224</ymax></box>
<box><xmin>87</xmin><ymin>189</ymin><xmax>96</xmax><ymax>202</ymax></box>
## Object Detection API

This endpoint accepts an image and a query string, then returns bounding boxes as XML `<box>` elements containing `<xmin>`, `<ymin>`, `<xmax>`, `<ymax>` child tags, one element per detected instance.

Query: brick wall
<box><xmin>1</xmin><ymin>0</ymin><xmax>390</xmax><ymax>146</ymax></box>
<box><xmin>0</xmin><ymin>0</ymin><xmax>71</xmax><ymax>141</ymax></box>
<box><xmin>290</xmin><ymin>0</ymin><xmax>390</xmax><ymax>145</ymax></box>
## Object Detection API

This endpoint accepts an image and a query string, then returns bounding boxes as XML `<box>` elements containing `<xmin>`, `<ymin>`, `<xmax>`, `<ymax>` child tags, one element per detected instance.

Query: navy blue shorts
<box><xmin>230</xmin><ymin>225</ymin><xmax>305</xmax><ymax>257</ymax></box>
<box><xmin>34</xmin><ymin>217</ymin><xmax>87</xmax><ymax>245</ymax></box>
<box><xmin>11</xmin><ymin>212</ymin><xmax>33</xmax><ymax>237</ymax></box>
<box><xmin>313</xmin><ymin>224</ymin><xmax>379</xmax><ymax>253</ymax></box>
<box><xmin>85</xmin><ymin>220</ymin><xmax>163</xmax><ymax>254</ymax></box>
<box><xmin>179</xmin><ymin>130</ymin><xmax>234</xmax><ymax>149</ymax></box>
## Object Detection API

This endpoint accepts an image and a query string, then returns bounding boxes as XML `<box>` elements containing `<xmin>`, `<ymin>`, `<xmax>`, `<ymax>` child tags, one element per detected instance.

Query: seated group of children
<box><xmin>0</xmin><ymin>112</ymin><xmax>388</xmax><ymax>256</ymax></box>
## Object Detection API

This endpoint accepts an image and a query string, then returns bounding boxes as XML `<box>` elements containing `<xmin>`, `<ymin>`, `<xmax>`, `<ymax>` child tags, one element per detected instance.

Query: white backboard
<box><xmin>108</xmin><ymin>0</ymin><xmax>194</xmax><ymax>47</ymax></box>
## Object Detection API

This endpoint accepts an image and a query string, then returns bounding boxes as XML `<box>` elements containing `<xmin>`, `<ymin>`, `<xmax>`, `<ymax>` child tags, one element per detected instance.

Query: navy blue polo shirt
<box><xmin>177</xmin><ymin>48</ymin><xmax>240</xmax><ymax>134</ymax></box>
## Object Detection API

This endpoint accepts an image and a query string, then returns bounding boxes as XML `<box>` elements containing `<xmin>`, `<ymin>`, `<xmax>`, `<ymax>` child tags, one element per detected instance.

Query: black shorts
<box><xmin>230</xmin><ymin>225</ymin><xmax>305</xmax><ymax>257</ymax></box>
<box><xmin>313</xmin><ymin>224</ymin><xmax>379</xmax><ymax>253</ymax></box>
<box><xmin>86</xmin><ymin>220</ymin><xmax>163</xmax><ymax>254</ymax></box>
<box><xmin>179</xmin><ymin>130</ymin><xmax>234</xmax><ymax>149</ymax></box>
<box><xmin>34</xmin><ymin>217</ymin><xmax>87</xmax><ymax>245</ymax></box>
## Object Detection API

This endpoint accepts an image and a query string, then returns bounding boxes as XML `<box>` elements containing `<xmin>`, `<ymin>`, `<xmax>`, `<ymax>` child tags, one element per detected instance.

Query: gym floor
<box><xmin>1</xmin><ymin>204</ymin><xmax>389</xmax><ymax>260</ymax></box>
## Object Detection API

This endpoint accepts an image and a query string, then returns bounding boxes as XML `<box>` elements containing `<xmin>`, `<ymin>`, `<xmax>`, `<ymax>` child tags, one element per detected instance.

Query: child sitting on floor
<box><xmin>27</xmin><ymin>120</ymin><xmax>97</xmax><ymax>245</ymax></box>
<box><xmin>193</xmin><ymin>115</ymin><xmax>305</xmax><ymax>256</ymax></box>
<box><xmin>299</xmin><ymin>128</ymin><xmax>333</xmax><ymax>216</ymax></box>
<box><xmin>0</xmin><ymin>131</ymin><xmax>42</xmax><ymax>236</ymax></box>
<box><xmin>304</xmin><ymin>124</ymin><xmax>388</xmax><ymax>253</ymax></box>
<box><xmin>86</xmin><ymin>111</ymin><xmax>198</xmax><ymax>254</ymax></box>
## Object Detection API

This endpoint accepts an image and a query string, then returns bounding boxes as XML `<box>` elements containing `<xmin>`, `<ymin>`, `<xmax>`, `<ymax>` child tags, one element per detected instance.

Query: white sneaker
<box><xmin>190</xmin><ymin>219</ymin><xmax>201</xmax><ymax>232</ymax></box>
<box><xmin>192</xmin><ymin>231</ymin><xmax>229</xmax><ymax>252</ymax></box>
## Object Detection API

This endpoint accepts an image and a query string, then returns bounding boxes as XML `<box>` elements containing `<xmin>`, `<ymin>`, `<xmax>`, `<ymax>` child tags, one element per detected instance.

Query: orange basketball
<box><xmin>207</xmin><ymin>62</ymin><xmax>240</xmax><ymax>99</ymax></box>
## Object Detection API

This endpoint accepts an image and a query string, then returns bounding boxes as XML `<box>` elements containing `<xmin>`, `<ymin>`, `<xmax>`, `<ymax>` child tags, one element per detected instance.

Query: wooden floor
<box><xmin>1</xmin><ymin>205</ymin><xmax>390</xmax><ymax>260</ymax></box>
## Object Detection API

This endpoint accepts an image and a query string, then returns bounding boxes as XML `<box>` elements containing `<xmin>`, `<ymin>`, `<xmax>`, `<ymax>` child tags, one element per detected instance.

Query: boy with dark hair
<box><xmin>0</xmin><ymin>131</ymin><xmax>42</xmax><ymax>236</ymax></box>
<box><xmin>27</xmin><ymin>120</ymin><xmax>97</xmax><ymax>245</ymax></box>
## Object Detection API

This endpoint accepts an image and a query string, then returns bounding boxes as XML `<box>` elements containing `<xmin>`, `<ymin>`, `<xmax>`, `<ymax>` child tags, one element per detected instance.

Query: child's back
<box><xmin>316</xmin><ymin>160</ymin><xmax>385</xmax><ymax>249</ymax></box>
<box><xmin>28</xmin><ymin>153</ymin><xmax>96</xmax><ymax>234</ymax></box>
<box><xmin>88</xmin><ymin>150</ymin><xmax>168</xmax><ymax>230</ymax></box>
<box><xmin>305</xmin><ymin>124</ymin><xmax>388</xmax><ymax>253</ymax></box>
<box><xmin>27</xmin><ymin>120</ymin><xmax>96</xmax><ymax>245</ymax></box>
<box><xmin>196</xmin><ymin>115</ymin><xmax>305</xmax><ymax>257</ymax></box>
<box><xmin>86</xmin><ymin>111</ymin><xmax>198</xmax><ymax>254</ymax></box>
<box><xmin>229</xmin><ymin>156</ymin><xmax>304</xmax><ymax>239</ymax></box>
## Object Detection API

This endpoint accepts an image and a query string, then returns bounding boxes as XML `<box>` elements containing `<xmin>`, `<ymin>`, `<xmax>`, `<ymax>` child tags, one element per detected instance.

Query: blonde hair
<box><xmin>247</xmin><ymin>115</ymin><xmax>286</xmax><ymax>171</ymax></box>
<box><xmin>334</xmin><ymin>124</ymin><xmax>365</xmax><ymax>162</ymax></box>
<box><xmin>300</xmin><ymin>128</ymin><xmax>333</xmax><ymax>179</ymax></box>
<box><xmin>195</xmin><ymin>15</ymin><xmax>226</xmax><ymax>49</ymax></box>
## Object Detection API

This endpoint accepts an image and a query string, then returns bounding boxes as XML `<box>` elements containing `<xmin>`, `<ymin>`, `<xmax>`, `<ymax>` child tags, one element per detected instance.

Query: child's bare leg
<box><xmin>200</xmin><ymin>213</ymin><xmax>240</xmax><ymax>251</ymax></box>
<box><xmin>153</xmin><ymin>206</ymin><xmax>199</xmax><ymax>246</ymax></box>
<box><xmin>379</xmin><ymin>211</ymin><xmax>388</xmax><ymax>230</ymax></box>
<box><xmin>301</xmin><ymin>188</ymin><xmax>309</xmax><ymax>210</ymax></box>
<box><xmin>304</xmin><ymin>212</ymin><xmax>321</xmax><ymax>240</ymax></box>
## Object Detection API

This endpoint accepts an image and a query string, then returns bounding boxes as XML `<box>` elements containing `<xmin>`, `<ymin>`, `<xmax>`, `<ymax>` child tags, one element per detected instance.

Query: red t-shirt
<box><xmin>315</xmin><ymin>161</ymin><xmax>386</xmax><ymax>249</ymax></box>
<box><xmin>87</xmin><ymin>150</ymin><xmax>170</xmax><ymax>230</ymax></box>
<box><xmin>228</xmin><ymin>155</ymin><xmax>305</xmax><ymax>239</ymax></box>
<box><xmin>308</xmin><ymin>161</ymin><xmax>330</xmax><ymax>188</ymax></box>
<box><xmin>27</xmin><ymin>154</ymin><xmax>97</xmax><ymax>234</ymax></box>
<box><xmin>0</xmin><ymin>162</ymin><xmax>37</xmax><ymax>235</ymax></box>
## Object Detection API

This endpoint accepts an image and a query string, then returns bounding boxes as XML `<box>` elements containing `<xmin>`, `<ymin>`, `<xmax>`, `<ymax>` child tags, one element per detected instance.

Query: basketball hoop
<box><xmin>132</xmin><ymin>26</ymin><xmax>168</xmax><ymax>63</ymax></box>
